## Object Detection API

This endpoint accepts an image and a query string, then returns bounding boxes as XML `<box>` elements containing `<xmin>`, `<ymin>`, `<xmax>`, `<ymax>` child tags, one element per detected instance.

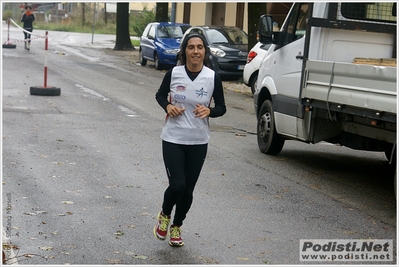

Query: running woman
<box><xmin>154</xmin><ymin>34</ymin><xmax>226</xmax><ymax>247</ymax></box>
<box><xmin>21</xmin><ymin>5</ymin><xmax>35</xmax><ymax>50</ymax></box>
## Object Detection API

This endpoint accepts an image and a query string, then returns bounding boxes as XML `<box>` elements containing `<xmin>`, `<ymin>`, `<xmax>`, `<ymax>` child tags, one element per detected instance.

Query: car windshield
<box><xmin>206</xmin><ymin>28</ymin><xmax>248</xmax><ymax>45</ymax></box>
<box><xmin>157</xmin><ymin>25</ymin><xmax>189</xmax><ymax>38</ymax></box>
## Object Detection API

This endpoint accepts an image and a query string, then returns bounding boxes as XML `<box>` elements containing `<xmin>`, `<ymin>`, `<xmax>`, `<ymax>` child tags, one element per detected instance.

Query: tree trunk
<box><xmin>82</xmin><ymin>3</ymin><xmax>85</xmax><ymax>27</ymax></box>
<box><xmin>247</xmin><ymin>3</ymin><xmax>267</xmax><ymax>50</ymax></box>
<box><xmin>114</xmin><ymin>3</ymin><xmax>135</xmax><ymax>50</ymax></box>
<box><xmin>104</xmin><ymin>3</ymin><xmax>107</xmax><ymax>24</ymax></box>
<box><xmin>156</xmin><ymin>3</ymin><xmax>168</xmax><ymax>22</ymax></box>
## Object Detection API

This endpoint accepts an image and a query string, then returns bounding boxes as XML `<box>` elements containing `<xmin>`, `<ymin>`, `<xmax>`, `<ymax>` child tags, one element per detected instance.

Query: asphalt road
<box><xmin>2</xmin><ymin>26</ymin><xmax>396</xmax><ymax>265</ymax></box>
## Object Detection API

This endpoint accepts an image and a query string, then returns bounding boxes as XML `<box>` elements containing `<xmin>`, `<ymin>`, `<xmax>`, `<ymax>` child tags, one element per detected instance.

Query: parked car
<box><xmin>181</xmin><ymin>26</ymin><xmax>248</xmax><ymax>80</ymax></box>
<box><xmin>243</xmin><ymin>42</ymin><xmax>271</xmax><ymax>94</ymax></box>
<box><xmin>140</xmin><ymin>22</ymin><xmax>191</xmax><ymax>70</ymax></box>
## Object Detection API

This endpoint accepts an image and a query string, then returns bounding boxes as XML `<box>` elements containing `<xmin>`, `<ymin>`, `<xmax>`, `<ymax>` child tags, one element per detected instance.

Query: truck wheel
<box><xmin>30</xmin><ymin>86</ymin><xmax>61</xmax><ymax>96</ymax></box>
<box><xmin>257</xmin><ymin>100</ymin><xmax>285</xmax><ymax>155</ymax></box>
<box><xmin>139</xmin><ymin>49</ymin><xmax>147</xmax><ymax>66</ymax></box>
<box><xmin>3</xmin><ymin>44</ymin><xmax>16</xmax><ymax>49</ymax></box>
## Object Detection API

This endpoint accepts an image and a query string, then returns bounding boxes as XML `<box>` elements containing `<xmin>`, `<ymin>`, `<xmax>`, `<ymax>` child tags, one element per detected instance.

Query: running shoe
<box><xmin>169</xmin><ymin>225</ymin><xmax>184</xmax><ymax>247</ymax></box>
<box><xmin>153</xmin><ymin>211</ymin><xmax>170</xmax><ymax>240</ymax></box>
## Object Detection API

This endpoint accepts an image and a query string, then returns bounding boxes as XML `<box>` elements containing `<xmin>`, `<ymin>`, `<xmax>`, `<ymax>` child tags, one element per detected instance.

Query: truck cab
<box><xmin>254</xmin><ymin>2</ymin><xmax>396</xmax><ymax>155</ymax></box>
<box><xmin>254</xmin><ymin>3</ymin><xmax>397</xmax><ymax>189</ymax></box>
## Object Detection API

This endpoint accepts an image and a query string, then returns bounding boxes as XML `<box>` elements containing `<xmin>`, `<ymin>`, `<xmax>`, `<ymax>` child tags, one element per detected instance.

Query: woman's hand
<box><xmin>166</xmin><ymin>104</ymin><xmax>186</xmax><ymax>118</ymax></box>
<box><xmin>193</xmin><ymin>104</ymin><xmax>210</xmax><ymax>119</ymax></box>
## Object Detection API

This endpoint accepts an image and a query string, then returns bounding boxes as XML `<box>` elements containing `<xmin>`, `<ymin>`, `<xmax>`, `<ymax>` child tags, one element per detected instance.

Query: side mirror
<box><xmin>258</xmin><ymin>15</ymin><xmax>273</xmax><ymax>44</ymax></box>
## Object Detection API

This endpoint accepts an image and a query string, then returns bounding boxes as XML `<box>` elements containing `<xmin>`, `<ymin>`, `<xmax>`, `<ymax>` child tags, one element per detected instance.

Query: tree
<box><xmin>131</xmin><ymin>5</ymin><xmax>156</xmax><ymax>37</ymax></box>
<box><xmin>114</xmin><ymin>3</ymin><xmax>135</xmax><ymax>50</ymax></box>
<box><xmin>81</xmin><ymin>3</ymin><xmax>86</xmax><ymax>26</ymax></box>
<box><xmin>247</xmin><ymin>3</ymin><xmax>267</xmax><ymax>51</ymax></box>
<box><xmin>155</xmin><ymin>2</ymin><xmax>168</xmax><ymax>22</ymax></box>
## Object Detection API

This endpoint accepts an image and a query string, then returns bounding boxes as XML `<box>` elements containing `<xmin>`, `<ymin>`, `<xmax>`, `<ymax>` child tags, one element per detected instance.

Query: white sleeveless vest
<box><xmin>161</xmin><ymin>66</ymin><xmax>215</xmax><ymax>145</ymax></box>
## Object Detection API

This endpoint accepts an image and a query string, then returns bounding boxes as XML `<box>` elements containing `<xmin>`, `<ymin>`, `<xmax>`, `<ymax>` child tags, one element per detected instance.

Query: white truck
<box><xmin>254</xmin><ymin>3</ymin><xmax>397</xmax><ymax>186</ymax></box>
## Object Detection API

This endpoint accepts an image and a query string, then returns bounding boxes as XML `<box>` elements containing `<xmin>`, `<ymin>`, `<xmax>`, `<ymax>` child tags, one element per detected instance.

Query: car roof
<box><xmin>151</xmin><ymin>22</ymin><xmax>191</xmax><ymax>27</ymax></box>
<box><xmin>191</xmin><ymin>25</ymin><xmax>243</xmax><ymax>30</ymax></box>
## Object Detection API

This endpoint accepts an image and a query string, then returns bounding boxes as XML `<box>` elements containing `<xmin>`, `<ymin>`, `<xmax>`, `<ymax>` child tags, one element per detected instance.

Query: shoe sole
<box><xmin>153</xmin><ymin>225</ymin><xmax>167</xmax><ymax>240</ymax></box>
<box><xmin>169</xmin><ymin>241</ymin><xmax>184</xmax><ymax>247</ymax></box>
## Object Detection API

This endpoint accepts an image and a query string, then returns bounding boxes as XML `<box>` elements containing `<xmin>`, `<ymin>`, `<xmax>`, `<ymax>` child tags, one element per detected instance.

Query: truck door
<box><xmin>271</xmin><ymin>3</ymin><xmax>309</xmax><ymax>136</ymax></box>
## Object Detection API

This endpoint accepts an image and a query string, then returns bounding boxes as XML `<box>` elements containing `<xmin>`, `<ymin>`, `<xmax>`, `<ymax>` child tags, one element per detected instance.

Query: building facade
<box><xmin>174</xmin><ymin>2</ymin><xmax>292</xmax><ymax>33</ymax></box>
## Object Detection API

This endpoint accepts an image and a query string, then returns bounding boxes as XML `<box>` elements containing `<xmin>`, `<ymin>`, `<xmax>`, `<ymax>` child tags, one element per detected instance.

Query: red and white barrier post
<box><xmin>44</xmin><ymin>31</ymin><xmax>48</xmax><ymax>88</ymax></box>
<box><xmin>2</xmin><ymin>18</ymin><xmax>16</xmax><ymax>49</ymax></box>
<box><xmin>30</xmin><ymin>31</ymin><xmax>61</xmax><ymax>96</ymax></box>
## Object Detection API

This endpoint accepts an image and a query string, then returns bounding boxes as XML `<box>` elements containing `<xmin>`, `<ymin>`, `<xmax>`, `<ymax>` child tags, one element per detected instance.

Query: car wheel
<box><xmin>250</xmin><ymin>73</ymin><xmax>258</xmax><ymax>94</ymax></box>
<box><xmin>139</xmin><ymin>49</ymin><xmax>147</xmax><ymax>66</ymax></box>
<box><xmin>257</xmin><ymin>100</ymin><xmax>285</xmax><ymax>155</ymax></box>
<box><xmin>154</xmin><ymin>53</ymin><xmax>162</xmax><ymax>70</ymax></box>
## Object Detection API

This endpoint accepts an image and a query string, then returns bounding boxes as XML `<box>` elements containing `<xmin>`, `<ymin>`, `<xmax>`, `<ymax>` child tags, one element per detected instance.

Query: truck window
<box><xmin>282</xmin><ymin>3</ymin><xmax>309</xmax><ymax>46</ymax></box>
<box><xmin>340</xmin><ymin>2</ymin><xmax>396</xmax><ymax>23</ymax></box>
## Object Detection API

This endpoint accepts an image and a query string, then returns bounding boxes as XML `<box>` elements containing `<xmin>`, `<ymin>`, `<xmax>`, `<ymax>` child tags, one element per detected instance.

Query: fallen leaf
<box><xmin>132</xmin><ymin>255</ymin><xmax>148</xmax><ymax>260</ymax></box>
<box><xmin>3</xmin><ymin>244</ymin><xmax>18</xmax><ymax>250</ymax></box>
<box><xmin>114</xmin><ymin>231</ymin><xmax>124</xmax><ymax>236</ymax></box>
<box><xmin>35</xmin><ymin>211</ymin><xmax>47</xmax><ymax>214</ymax></box>
<box><xmin>23</xmin><ymin>212</ymin><xmax>37</xmax><ymax>216</ymax></box>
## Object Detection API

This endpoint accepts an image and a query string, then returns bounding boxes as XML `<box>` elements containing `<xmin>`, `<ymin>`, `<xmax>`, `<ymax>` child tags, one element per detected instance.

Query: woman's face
<box><xmin>185</xmin><ymin>37</ymin><xmax>206</xmax><ymax>67</ymax></box>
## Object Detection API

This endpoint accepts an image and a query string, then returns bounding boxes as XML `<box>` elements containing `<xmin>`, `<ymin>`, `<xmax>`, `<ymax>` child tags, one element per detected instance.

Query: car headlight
<box><xmin>210</xmin><ymin>47</ymin><xmax>226</xmax><ymax>57</ymax></box>
<box><xmin>164</xmin><ymin>49</ymin><xmax>178</xmax><ymax>54</ymax></box>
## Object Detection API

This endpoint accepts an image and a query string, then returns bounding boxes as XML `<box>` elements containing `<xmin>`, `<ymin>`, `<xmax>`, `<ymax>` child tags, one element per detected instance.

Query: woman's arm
<box><xmin>209</xmin><ymin>73</ymin><xmax>226</xmax><ymax>118</ymax></box>
<box><xmin>155</xmin><ymin>69</ymin><xmax>173</xmax><ymax>112</ymax></box>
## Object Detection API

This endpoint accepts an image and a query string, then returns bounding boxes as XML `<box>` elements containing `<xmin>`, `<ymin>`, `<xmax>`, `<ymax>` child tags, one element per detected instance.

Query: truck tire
<box><xmin>257</xmin><ymin>100</ymin><xmax>285</xmax><ymax>155</ymax></box>
<box><xmin>30</xmin><ymin>86</ymin><xmax>61</xmax><ymax>96</ymax></box>
<box><xmin>3</xmin><ymin>44</ymin><xmax>16</xmax><ymax>49</ymax></box>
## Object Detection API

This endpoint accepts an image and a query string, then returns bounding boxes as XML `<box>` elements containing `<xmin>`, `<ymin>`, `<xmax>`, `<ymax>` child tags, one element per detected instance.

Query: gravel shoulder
<box><xmin>102</xmin><ymin>48</ymin><xmax>253</xmax><ymax>95</ymax></box>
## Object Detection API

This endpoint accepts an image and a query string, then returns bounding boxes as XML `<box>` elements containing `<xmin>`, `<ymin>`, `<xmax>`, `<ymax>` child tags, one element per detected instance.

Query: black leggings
<box><xmin>23</xmin><ymin>27</ymin><xmax>32</xmax><ymax>43</ymax></box>
<box><xmin>161</xmin><ymin>140</ymin><xmax>208</xmax><ymax>226</ymax></box>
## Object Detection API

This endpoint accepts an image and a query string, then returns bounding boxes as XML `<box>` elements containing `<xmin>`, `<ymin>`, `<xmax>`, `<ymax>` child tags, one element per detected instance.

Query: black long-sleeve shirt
<box><xmin>155</xmin><ymin>66</ymin><xmax>226</xmax><ymax>118</ymax></box>
<box><xmin>21</xmin><ymin>13</ymin><xmax>35</xmax><ymax>29</ymax></box>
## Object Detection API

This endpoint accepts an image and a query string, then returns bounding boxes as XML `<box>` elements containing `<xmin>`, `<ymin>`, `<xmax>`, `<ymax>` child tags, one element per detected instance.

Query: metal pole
<box><xmin>91</xmin><ymin>2</ymin><xmax>96</xmax><ymax>44</ymax></box>
<box><xmin>44</xmin><ymin>31</ymin><xmax>48</xmax><ymax>88</ymax></box>
<box><xmin>7</xmin><ymin>18</ymin><xmax>11</xmax><ymax>43</ymax></box>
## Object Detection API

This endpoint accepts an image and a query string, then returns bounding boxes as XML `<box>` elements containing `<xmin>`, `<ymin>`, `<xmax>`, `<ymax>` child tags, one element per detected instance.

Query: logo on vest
<box><xmin>196</xmin><ymin>87</ymin><xmax>207</xmax><ymax>97</ymax></box>
<box><xmin>176</xmin><ymin>85</ymin><xmax>186</xmax><ymax>91</ymax></box>
<box><xmin>174</xmin><ymin>94</ymin><xmax>186</xmax><ymax>100</ymax></box>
